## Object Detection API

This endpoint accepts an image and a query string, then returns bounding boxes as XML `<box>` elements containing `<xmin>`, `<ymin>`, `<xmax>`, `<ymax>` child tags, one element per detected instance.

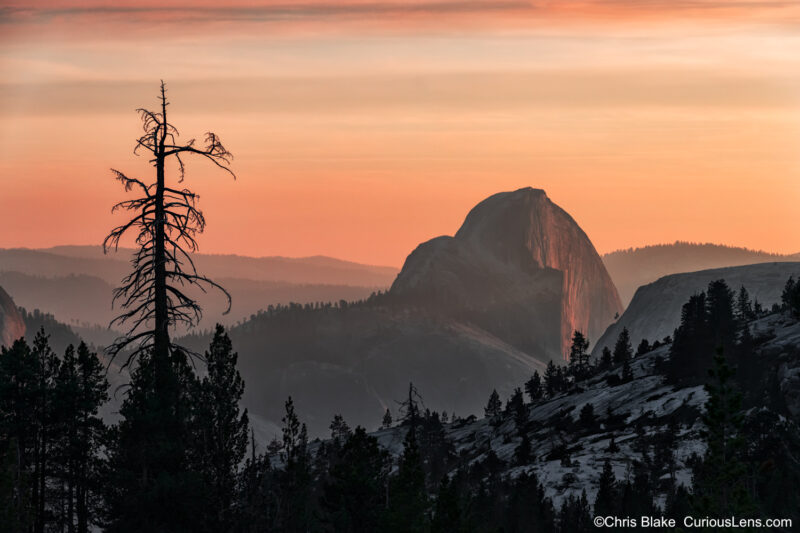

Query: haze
<box><xmin>2</xmin><ymin>1</ymin><xmax>800</xmax><ymax>266</ymax></box>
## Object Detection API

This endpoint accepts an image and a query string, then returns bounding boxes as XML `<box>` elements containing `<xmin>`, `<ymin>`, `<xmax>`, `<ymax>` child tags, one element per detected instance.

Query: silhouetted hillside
<box><xmin>6</xmin><ymin>245</ymin><xmax>398</xmax><ymax>286</ymax></box>
<box><xmin>0</xmin><ymin>270</ymin><xmax>384</xmax><ymax>333</ymax></box>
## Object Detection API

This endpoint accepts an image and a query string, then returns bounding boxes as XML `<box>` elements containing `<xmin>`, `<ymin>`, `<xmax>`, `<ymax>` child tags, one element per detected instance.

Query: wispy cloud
<box><xmin>3</xmin><ymin>68</ymin><xmax>798</xmax><ymax>117</ymax></box>
<box><xmin>2</xmin><ymin>0</ymin><xmax>798</xmax><ymax>27</ymax></box>
<box><xmin>1</xmin><ymin>2</ymin><xmax>530</xmax><ymax>24</ymax></box>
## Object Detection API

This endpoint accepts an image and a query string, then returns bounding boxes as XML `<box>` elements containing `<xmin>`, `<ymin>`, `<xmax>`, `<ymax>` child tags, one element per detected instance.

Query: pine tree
<box><xmin>618</xmin><ymin>462</ymin><xmax>658</xmax><ymax>519</ymax></box>
<box><xmin>734</xmin><ymin>312</ymin><xmax>758</xmax><ymax>398</ymax></box>
<box><xmin>417</xmin><ymin>412</ymin><xmax>454</xmax><ymax>490</ymax></box>
<box><xmin>613</xmin><ymin>327</ymin><xmax>633</xmax><ymax>365</ymax></box>
<box><xmin>484</xmin><ymin>389</ymin><xmax>502</xmax><ymax>425</ymax></box>
<box><xmin>387</xmin><ymin>426</ymin><xmax>428</xmax><ymax>532</ymax></box>
<box><xmin>706</xmin><ymin>279</ymin><xmax>736</xmax><ymax>353</ymax></box>
<box><xmin>193</xmin><ymin>326</ymin><xmax>250</xmax><ymax>533</ymax></box>
<box><xmin>556</xmin><ymin>365</ymin><xmax>567</xmax><ymax>392</ymax></box>
<box><xmin>51</xmin><ymin>342</ymin><xmax>109</xmax><ymax>533</ymax></box>
<box><xmin>667</xmin><ymin>292</ymin><xmax>712</xmax><ymax>384</ymax></box>
<box><xmin>513</xmin><ymin>434</ymin><xmax>532</xmax><ymax>465</ymax></box>
<box><xmin>320</xmin><ymin>426</ymin><xmax>389</xmax><ymax>532</ymax></box>
<box><xmin>544</xmin><ymin>361</ymin><xmax>559</xmax><ymax>397</ymax></box>
<box><xmin>594</xmin><ymin>459</ymin><xmax>617</xmax><ymax>517</ymax></box>
<box><xmin>278</xmin><ymin>397</ymin><xmax>313</xmax><ymax>533</ymax></box>
<box><xmin>736</xmin><ymin>285</ymin><xmax>754</xmax><ymax>322</ymax></box>
<box><xmin>620</xmin><ymin>359</ymin><xmax>633</xmax><ymax>383</ymax></box>
<box><xmin>105</xmin><ymin>348</ymin><xmax>204</xmax><ymax>532</ymax></box>
<box><xmin>558</xmin><ymin>490</ymin><xmax>592</xmax><ymax>532</ymax></box>
<box><xmin>599</xmin><ymin>347</ymin><xmax>612</xmax><ymax>370</ymax></box>
<box><xmin>524</xmin><ymin>371</ymin><xmax>543</xmax><ymax>403</ymax></box>
<box><xmin>504</xmin><ymin>387</ymin><xmax>525</xmax><ymax>424</ymax></box>
<box><xmin>568</xmin><ymin>331</ymin><xmax>591</xmax><ymax>380</ymax></box>
<box><xmin>431</xmin><ymin>475</ymin><xmax>463</xmax><ymax>533</ymax></box>
<box><xmin>692</xmin><ymin>348</ymin><xmax>754</xmax><ymax>518</ymax></box>
<box><xmin>234</xmin><ymin>431</ymin><xmax>276</xmax><ymax>532</ymax></box>
<box><xmin>29</xmin><ymin>330</ymin><xmax>59</xmax><ymax>533</ymax></box>
<box><xmin>504</xmin><ymin>471</ymin><xmax>555</xmax><ymax>532</ymax></box>
<box><xmin>782</xmin><ymin>276</ymin><xmax>800</xmax><ymax>317</ymax></box>
<box><xmin>0</xmin><ymin>338</ymin><xmax>37</xmax><ymax>531</ymax></box>
<box><xmin>329</xmin><ymin>414</ymin><xmax>351</xmax><ymax>445</ymax></box>
<box><xmin>0</xmin><ymin>438</ymin><xmax>25</xmax><ymax>532</ymax></box>
<box><xmin>382</xmin><ymin>409</ymin><xmax>393</xmax><ymax>429</ymax></box>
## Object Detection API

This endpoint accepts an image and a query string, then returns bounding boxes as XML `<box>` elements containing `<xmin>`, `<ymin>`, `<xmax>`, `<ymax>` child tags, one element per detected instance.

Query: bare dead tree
<box><xmin>104</xmin><ymin>81</ymin><xmax>235</xmax><ymax>369</ymax></box>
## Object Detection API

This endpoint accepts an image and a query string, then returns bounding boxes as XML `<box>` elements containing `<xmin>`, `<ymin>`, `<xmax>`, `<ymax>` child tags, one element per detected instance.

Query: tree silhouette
<box><xmin>613</xmin><ymin>327</ymin><xmax>632</xmax><ymax>365</ymax></box>
<box><xmin>103</xmin><ymin>80</ymin><xmax>235</xmax><ymax>368</ymax></box>
<box><xmin>567</xmin><ymin>330</ymin><xmax>591</xmax><ymax>380</ymax></box>
<box><xmin>692</xmin><ymin>348</ymin><xmax>754</xmax><ymax>518</ymax></box>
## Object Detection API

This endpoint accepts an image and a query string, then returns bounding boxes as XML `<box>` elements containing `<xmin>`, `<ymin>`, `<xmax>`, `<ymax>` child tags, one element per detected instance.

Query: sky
<box><xmin>1</xmin><ymin>1</ymin><xmax>800</xmax><ymax>267</ymax></box>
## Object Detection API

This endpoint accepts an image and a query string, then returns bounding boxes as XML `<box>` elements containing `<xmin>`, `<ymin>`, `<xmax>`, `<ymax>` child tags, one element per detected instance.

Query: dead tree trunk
<box><xmin>104</xmin><ymin>80</ymin><xmax>235</xmax><ymax>369</ymax></box>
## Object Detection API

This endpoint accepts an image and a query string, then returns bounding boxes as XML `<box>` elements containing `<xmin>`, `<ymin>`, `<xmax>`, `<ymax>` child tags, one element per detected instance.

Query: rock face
<box><xmin>183</xmin><ymin>187</ymin><xmax>624</xmax><ymax>436</ymax></box>
<box><xmin>391</xmin><ymin>188</ymin><xmax>623</xmax><ymax>360</ymax></box>
<box><xmin>593</xmin><ymin>261</ymin><xmax>800</xmax><ymax>357</ymax></box>
<box><xmin>0</xmin><ymin>285</ymin><xmax>25</xmax><ymax>347</ymax></box>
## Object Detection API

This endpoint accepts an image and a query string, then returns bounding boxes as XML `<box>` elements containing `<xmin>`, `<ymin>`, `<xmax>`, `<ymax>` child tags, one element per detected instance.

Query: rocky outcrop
<box><xmin>183</xmin><ymin>187</ymin><xmax>624</xmax><ymax>436</ymax></box>
<box><xmin>0</xmin><ymin>285</ymin><xmax>25</xmax><ymax>347</ymax></box>
<box><xmin>593</xmin><ymin>261</ymin><xmax>800</xmax><ymax>356</ymax></box>
<box><xmin>365</xmin><ymin>312</ymin><xmax>800</xmax><ymax>511</ymax></box>
<box><xmin>391</xmin><ymin>188</ymin><xmax>622</xmax><ymax>360</ymax></box>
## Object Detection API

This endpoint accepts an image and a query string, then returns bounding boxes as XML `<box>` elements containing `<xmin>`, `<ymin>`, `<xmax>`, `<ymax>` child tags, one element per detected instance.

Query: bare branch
<box><xmin>104</xmin><ymin>81</ymin><xmax>236</xmax><ymax>368</ymax></box>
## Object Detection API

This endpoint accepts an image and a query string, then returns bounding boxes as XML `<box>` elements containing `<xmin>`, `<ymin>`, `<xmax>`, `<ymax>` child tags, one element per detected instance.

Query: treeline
<box><xmin>503</xmin><ymin>323</ymin><xmax>666</xmax><ymax>407</ymax></box>
<box><xmin>604</xmin><ymin>240</ymin><xmax>787</xmax><ymax>259</ymax></box>
<box><xmin>234</xmin><ymin>386</ymin><xmax>569</xmax><ymax>532</ymax></box>
<box><xmin>0</xmin><ymin>333</ymin><xmax>107</xmax><ymax>532</ymax></box>
<box><xmin>0</xmin><ymin>326</ymin><xmax>250</xmax><ymax>532</ymax></box>
<box><xmin>18</xmin><ymin>308</ymin><xmax>82</xmax><ymax>354</ymax></box>
<box><xmin>3</xmin><ymin>277</ymin><xmax>800</xmax><ymax>532</ymax></box>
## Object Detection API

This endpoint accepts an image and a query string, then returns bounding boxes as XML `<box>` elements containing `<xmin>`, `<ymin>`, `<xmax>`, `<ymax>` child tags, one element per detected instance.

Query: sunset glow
<box><xmin>2</xmin><ymin>1</ymin><xmax>800</xmax><ymax>266</ymax></box>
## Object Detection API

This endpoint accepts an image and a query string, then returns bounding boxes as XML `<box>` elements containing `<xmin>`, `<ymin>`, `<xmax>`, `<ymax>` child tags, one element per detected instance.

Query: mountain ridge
<box><xmin>0</xmin><ymin>246</ymin><xmax>398</xmax><ymax>287</ymax></box>
<box><xmin>392</xmin><ymin>187</ymin><xmax>622</xmax><ymax>356</ymax></box>
<box><xmin>603</xmin><ymin>241</ymin><xmax>800</xmax><ymax>306</ymax></box>
<box><xmin>593</xmin><ymin>261</ymin><xmax>800</xmax><ymax>357</ymax></box>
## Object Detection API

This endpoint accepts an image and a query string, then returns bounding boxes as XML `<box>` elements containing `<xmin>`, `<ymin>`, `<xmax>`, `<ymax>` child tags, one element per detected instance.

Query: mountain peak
<box><xmin>392</xmin><ymin>187</ymin><xmax>622</xmax><ymax>360</ymax></box>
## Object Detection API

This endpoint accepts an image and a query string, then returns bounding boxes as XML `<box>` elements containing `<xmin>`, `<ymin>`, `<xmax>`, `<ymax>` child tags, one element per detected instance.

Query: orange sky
<box><xmin>1</xmin><ymin>1</ymin><xmax>800</xmax><ymax>266</ymax></box>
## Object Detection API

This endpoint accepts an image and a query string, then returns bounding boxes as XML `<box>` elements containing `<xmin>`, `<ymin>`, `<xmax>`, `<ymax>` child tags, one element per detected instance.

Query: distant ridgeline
<box><xmin>0</xmin><ymin>246</ymin><xmax>396</xmax><ymax>341</ymax></box>
<box><xmin>603</xmin><ymin>241</ymin><xmax>800</xmax><ymax>305</ymax></box>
